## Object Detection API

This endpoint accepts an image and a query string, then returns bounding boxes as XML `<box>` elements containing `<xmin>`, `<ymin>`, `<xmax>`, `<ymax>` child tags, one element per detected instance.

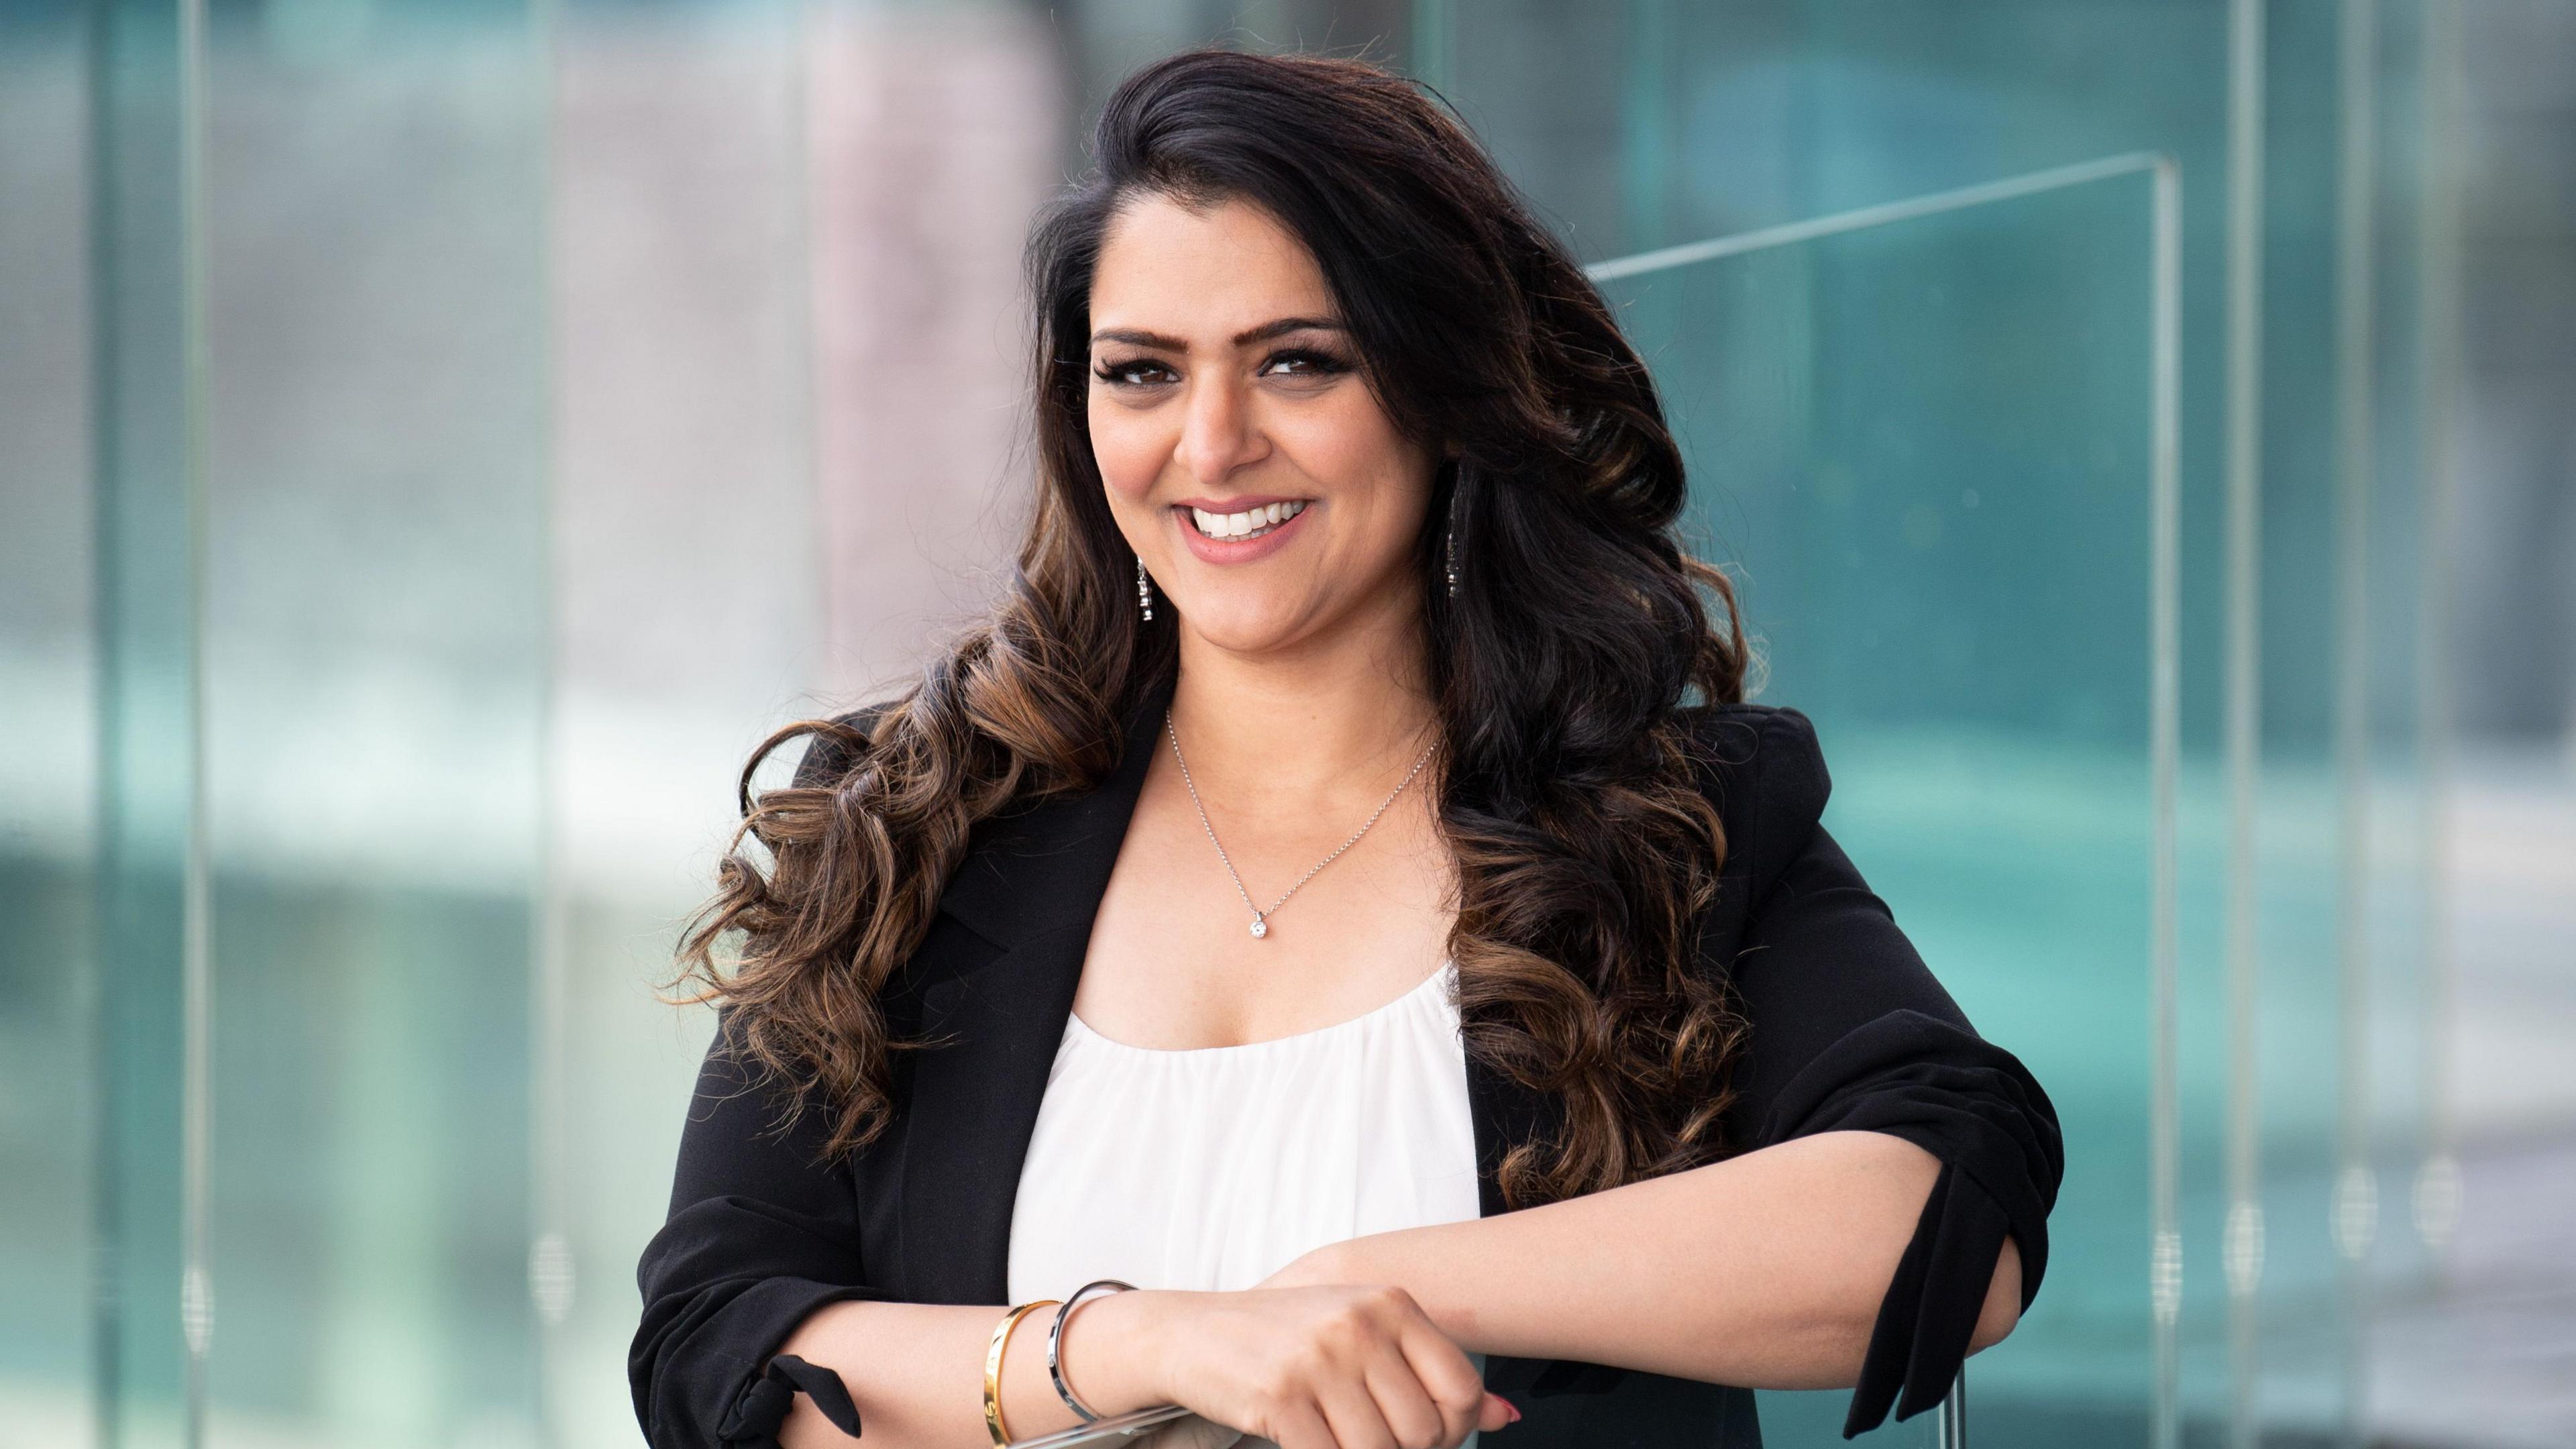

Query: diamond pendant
<box><xmin>1249</xmin><ymin>914</ymin><xmax>1269</xmax><ymax>939</ymax></box>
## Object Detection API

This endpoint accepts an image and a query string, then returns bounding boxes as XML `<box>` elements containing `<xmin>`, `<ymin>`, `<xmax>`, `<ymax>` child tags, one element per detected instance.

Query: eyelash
<box><xmin>1091</xmin><ymin>347</ymin><xmax>1352</xmax><ymax>388</ymax></box>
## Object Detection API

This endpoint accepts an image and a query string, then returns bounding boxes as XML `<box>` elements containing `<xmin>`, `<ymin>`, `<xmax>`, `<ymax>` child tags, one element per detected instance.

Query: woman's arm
<box><xmin>770</xmin><ymin>1299</ymin><xmax>1107</xmax><ymax>1449</ymax></box>
<box><xmin>1262</xmin><ymin>1128</ymin><xmax>2021</xmax><ymax>1389</ymax></box>
<box><xmin>1298</xmin><ymin>701</ymin><xmax>2061</xmax><ymax>1423</ymax></box>
<box><xmin>774</xmin><ymin>1285</ymin><xmax>1517</xmax><ymax>1449</ymax></box>
<box><xmin>638</xmin><ymin>1013</ymin><xmax>1511</xmax><ymax>1449</ymax></box>
<box><xmin>1257</xmin><ymin>707</ymin><xmax>2058</xmax><ymax>1433</ymax></box>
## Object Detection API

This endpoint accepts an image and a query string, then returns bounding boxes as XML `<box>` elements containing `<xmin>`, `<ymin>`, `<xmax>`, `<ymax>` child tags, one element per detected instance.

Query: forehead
<box><xmin>1089</xmin><ymin>193</ymin><xmax>1335</xmax><ymax>338</ymax></box>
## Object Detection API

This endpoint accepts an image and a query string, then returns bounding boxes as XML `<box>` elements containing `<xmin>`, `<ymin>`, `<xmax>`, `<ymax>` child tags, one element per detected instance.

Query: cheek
<box><xmin>1086</xmin><ymin>397</ymin><xmax>1165</xmax><ymax>504</ymax></box>
<box><xmin>1298</xmin><ymin>401</ymin><xmax>1432</xmax><ymax>533</ymax></box>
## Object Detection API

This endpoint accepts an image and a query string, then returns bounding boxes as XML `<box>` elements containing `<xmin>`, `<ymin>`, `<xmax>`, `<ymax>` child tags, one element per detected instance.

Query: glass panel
<box><xmin>1474</xmin><ymin>4</ymin><xmax>2463</xmax><ymax>1441</ymax></box>
<box><xmin>58</xmin><ymin>1</ymin><xmax>211</xmax><ymax>1445</ymax></box>
<box><xmin>0</xmin><ymin>3</ymin><xmax>108</xmax><ymax>1441</ymax></box>
<box><xmin>199</xmin><ymin>3</ymin><xmax>549</xmax><ymax>1443</ymax></box>
<box><xmin>2235</xmin><ymin>4</ymin><xmax>2440</xmax><ymax>1436</ymax></box>
<box><xmin>1596</xmin><ymin>169</ymin><xmax>2165</xmax><ymax>1444</ymax></box>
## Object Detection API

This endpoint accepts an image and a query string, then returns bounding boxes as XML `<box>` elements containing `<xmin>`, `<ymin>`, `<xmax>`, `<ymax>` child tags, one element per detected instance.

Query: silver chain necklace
<box><xmin>1165</xmin><ymin>715</ymin><xmax>1439</xmax><ymax>940</ymax></box>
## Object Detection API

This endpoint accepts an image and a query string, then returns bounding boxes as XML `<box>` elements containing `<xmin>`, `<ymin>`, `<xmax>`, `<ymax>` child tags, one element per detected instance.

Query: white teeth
<box><xmin>1189</xmin><ymin>499</ymin><xmax>1307</xmax><ymax>540</ymax></box>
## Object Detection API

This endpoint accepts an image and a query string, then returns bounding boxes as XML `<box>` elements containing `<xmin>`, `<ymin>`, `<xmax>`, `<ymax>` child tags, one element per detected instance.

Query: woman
<box><xmin>631</xmin><ymin>46</ymin><xmax>2060</xmax><ymax>1449</ymax></box>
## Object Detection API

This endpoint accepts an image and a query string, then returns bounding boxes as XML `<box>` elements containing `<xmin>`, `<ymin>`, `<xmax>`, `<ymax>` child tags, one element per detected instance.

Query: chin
<box><xmin>1176</xmin><ymin>599</ymin><xmax>1318</xmax><ymax>656</ymax></box>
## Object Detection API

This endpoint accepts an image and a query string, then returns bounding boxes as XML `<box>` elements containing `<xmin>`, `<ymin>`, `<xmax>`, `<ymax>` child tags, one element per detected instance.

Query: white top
<box><xmin>1008</xmin><ymin>957</ymin><xmax>1482</xmax><ymax>1295</ymax></box>
<box><xmin>1007</xmin><ymin>958</ymin><xmax>1485</xmax><ymax>1445</ymax></box>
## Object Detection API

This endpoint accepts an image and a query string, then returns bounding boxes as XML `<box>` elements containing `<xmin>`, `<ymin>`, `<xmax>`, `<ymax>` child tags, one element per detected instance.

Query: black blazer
<box><xmin>631</xmin><ymin>692</ymin><xmax>2063</xmax><ymax>1449</ymax></box>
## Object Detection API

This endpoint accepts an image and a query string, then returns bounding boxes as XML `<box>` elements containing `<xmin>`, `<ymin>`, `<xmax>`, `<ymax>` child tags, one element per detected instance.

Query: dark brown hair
<box><xmin>674</xmin><ymin>48</ymin><xmax>1750</xmax><ymax>1210</ymax></box>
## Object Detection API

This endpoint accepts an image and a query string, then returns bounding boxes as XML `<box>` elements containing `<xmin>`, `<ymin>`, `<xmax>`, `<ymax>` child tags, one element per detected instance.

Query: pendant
<box><xmin>1249</xmin><ymin>914</ymin><xmax>1269</xmax><ymax>939</ymax></box>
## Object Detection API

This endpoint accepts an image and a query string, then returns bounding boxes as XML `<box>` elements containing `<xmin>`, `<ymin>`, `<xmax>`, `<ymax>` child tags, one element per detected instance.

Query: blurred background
<box><xmin>3</xmin><ymin>1</ymin><xmax>2572</xmax><ymax>1446</ymax></box>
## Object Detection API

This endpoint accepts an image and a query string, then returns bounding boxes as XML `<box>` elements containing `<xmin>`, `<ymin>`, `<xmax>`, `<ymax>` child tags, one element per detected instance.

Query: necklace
<box><xmin>1165</xmin><ymin>715</ymin><xmax>1439</xmax><ymax>940</ymax></box>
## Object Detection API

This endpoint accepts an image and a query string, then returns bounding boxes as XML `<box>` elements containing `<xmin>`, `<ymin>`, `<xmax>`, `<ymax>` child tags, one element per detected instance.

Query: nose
<box><xmin>1175</xmin><ymin>369</ymin><xmax>1267</xmax><ymax>486</ymax></box>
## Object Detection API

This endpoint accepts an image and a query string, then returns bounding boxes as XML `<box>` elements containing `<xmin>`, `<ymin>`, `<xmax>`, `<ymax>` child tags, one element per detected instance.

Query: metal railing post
<box><xmin>1935</xmin><ymin>1367</ymin><xmax>1966</xmax><ymax>1449</ymax></box>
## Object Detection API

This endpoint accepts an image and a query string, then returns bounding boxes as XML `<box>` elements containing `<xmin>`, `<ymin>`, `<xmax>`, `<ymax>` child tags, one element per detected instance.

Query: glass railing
<box><xmin>1593</xmin><ymin>155</ymin><xmax>2177</xmax><ymax>1444</ymax></box>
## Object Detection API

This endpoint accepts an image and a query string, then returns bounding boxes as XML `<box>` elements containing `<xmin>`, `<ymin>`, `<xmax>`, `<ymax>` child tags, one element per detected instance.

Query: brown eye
<box><xmin>1262</xmin><ymin>347</ymin><xmax>1352</xmax><ymax>379</ymax></box>
<box><xmin>1093</xmin><ymin>358</ymin><xmax>1177</xmax><ymax>387</ymax></box>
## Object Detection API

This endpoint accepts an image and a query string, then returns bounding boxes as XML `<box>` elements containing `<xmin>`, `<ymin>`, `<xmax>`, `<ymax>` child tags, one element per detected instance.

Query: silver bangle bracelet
<box><xmin>1045</xmin><ymin>1278</ymin><xmax>1136</xmax><ymax>1423</ymax></box>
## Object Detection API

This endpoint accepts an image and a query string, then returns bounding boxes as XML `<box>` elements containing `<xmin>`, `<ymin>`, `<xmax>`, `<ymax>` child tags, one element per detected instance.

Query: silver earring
<box><xmin>1444</xmin><ymin>490</ymin><xmax>1461</xmax><ymax>598</ymax></box>
<box><xmin>1136</xmin><ymin>555</ymin><xmax>1155</xmax><ymax>622</ymax></box>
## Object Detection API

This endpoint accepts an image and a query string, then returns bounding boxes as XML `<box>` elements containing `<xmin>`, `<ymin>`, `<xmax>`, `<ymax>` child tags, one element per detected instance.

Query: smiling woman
<box><xmin>631</xmin><ymin>46</ymin><xmax>2061</xmax><ymax>1449</ymax></box>
<box><xmin>1088</xmin><ymin>201</ymin><xmax>1439</xmax><ymax>645</ymax></box>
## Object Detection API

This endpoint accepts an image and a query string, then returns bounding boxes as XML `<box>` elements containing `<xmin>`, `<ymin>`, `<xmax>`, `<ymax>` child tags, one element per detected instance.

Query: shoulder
<box><xmin>1665</xmin><ymin>702</ymin><xmax>1840</xmax><ymax>947</ymax></box>
<box><xmin>1676</xmin><ymin>701</ymin><xmax>1831</xmax><ymax>850</ymax></box>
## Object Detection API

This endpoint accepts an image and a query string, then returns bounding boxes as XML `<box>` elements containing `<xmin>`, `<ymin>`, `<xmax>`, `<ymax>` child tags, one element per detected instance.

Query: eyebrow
<box><xmin>1088</xmin><ymin>316</ymin><xmax>1348</xmax><ymax>350</ymax></box>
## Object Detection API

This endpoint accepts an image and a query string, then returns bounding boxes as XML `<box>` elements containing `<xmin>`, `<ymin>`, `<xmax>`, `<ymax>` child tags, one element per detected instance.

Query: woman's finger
<box><xmin>1263</xmin><ymin>1396</ymin><xmax>1341</xmax><ymax>1449</ymax></box>
<box><xmin>1360</xmin><ymin>1345</ymin><xmax>1450</xmax><ymax>1449</ymax></box>
<box><xmin>1389</xmin><ymin>1321</ymin><xmax>1484</xmax><ymax>1447</ymax></box>
<box><xmin>1477</xmin><ymin>1392</ymin><xmax>1519</xmax><ymax>1434</ymax></box>
<box><xmin>1310</xmin><ymin>1358</ymin><xmax>1401</xmax><ymax>1449</ymax></box>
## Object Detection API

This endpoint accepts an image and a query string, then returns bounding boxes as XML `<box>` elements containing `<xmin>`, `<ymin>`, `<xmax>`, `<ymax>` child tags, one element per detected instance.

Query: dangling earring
<box><xmin>1444</xmin><ymin>486</ymin><xmax>1462</xmax><ymax>598</ymax></box>
<box><xmin>1136</xmin><ymin>555</ymin><xmax>1155</xmax><ymax>622</ymax></box>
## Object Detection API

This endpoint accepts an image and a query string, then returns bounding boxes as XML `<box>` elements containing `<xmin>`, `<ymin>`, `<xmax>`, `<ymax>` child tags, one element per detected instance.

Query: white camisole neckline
<box><xmin>1006</xmin><ymin>958</ymin><xmax>1487</xmax><ymax>1448</ymax></box>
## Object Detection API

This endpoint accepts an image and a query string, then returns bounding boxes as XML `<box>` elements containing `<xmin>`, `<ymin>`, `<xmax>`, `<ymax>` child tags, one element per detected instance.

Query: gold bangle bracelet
<box><xmin>983</xmin><ymin>1299</ymin><xmax>1059</xmax><ymax>1447</ymax></box>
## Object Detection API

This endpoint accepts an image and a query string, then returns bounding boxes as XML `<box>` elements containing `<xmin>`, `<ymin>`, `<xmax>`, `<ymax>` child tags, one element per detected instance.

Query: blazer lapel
<box><xmin>897</xmin><ymin>687</ymin><xmax>1166</xmax><ymax>1303</ymax></box>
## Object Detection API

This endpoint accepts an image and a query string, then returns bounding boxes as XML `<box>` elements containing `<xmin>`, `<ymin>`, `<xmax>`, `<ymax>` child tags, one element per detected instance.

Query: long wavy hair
<box><xmin>674</xmin><ymin>47</ymin><xmax>1750</xmax><ymax>1210</ymax></box>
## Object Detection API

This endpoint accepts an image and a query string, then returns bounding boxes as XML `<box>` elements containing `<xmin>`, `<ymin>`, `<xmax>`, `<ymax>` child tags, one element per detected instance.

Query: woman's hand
<box><xmin>1071</xmin><ymin>1285</ymin><xmax>1517</xmax><ymax>1449</ymax></box>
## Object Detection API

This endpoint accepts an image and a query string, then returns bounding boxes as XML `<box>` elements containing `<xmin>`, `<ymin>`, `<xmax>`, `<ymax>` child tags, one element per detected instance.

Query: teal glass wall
<box><xmin>1596</xmin><ymin>167</ymin><xmax>2174</xmax><ymax>1444</ymax></box>
<box><xmin>4</xmin><ymin>2</ymin><xmax>2562</xmax><ymax>1447</ymax></box>
<box><xmin>1431</xmin><ymin>4</ymin><xmax>2481</xmax><ymax>1442</ymax></box>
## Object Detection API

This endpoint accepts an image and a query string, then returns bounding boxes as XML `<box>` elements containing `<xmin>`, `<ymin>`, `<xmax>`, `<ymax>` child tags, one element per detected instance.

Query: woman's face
<box><xmin>1086</xmin><ymin>193</ymin><xmax>1439</xmax><ymax>660</ymax></box>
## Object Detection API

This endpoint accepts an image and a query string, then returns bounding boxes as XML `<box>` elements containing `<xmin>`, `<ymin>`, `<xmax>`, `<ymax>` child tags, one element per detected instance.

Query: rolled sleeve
<box><xmin>629</xmin><ymin>1018</ymin><xmax>884</xmax><ymax>1448</ymax></box>
<box><xmin>1713</xmin><ymin>710</ymin><xmax>2063</xmax><ymax>1437</ymax></box>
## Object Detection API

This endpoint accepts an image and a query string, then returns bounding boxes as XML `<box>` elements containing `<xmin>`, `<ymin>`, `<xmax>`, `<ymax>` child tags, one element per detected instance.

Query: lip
<box><xmin>1173</xmin><ymin>494</ymin><xmax>1307</xmax><ymax>514</ymax></box>
<box><xmin>1173</xmin><ymin>498</ymin><xmax>1313</xmax><ymax>565</ymax></box>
